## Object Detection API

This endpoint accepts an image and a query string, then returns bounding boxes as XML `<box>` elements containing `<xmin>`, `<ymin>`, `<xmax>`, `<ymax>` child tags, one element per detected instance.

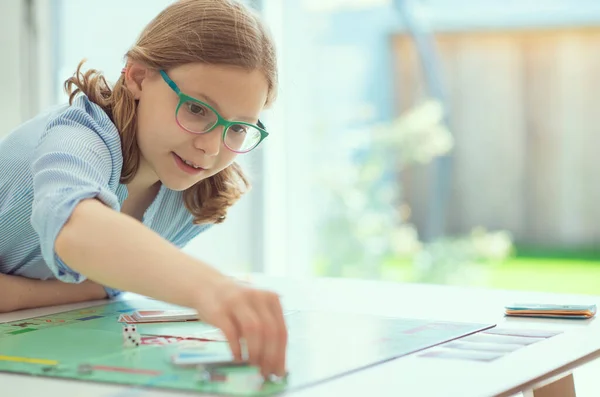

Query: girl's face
<box><xmin>125</xmin><ymin>62</ymin><xmax>269</xmax><ymax>191</ymax></box>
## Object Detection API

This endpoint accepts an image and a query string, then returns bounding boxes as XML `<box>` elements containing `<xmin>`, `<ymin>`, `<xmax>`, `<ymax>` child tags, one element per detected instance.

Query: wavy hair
<box><xmin>64</xmin><ymin>0</ymin><xmax>277</xmax><ymax>224</ymax></box>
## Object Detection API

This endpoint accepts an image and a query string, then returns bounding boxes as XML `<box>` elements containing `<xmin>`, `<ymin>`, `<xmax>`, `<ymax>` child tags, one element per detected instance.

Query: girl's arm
<box><xmin>55</xmin><ymin>198</ymin><xmax>287</xmax><ymax>378</ymax></box>
<box><xmin>55</xmin><ymin>198</ymin><xmax>228</xmax><ymax>310</ymax></box>
<box><xmin>0</xmin><ymin>274</ymin><xmax>107</xmax><ymax>313</ymax></box>
<box><xmin>27</xmin><ymin>102</ymin><xmax>286</xmax><ymax>378</ymax></box>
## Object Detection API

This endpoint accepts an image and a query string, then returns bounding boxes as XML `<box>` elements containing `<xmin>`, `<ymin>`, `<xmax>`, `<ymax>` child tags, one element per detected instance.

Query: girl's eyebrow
<box><xmin>189</xmin><ymin>91</ymin><xmax>257</xmax><ymax>123</ymax></box>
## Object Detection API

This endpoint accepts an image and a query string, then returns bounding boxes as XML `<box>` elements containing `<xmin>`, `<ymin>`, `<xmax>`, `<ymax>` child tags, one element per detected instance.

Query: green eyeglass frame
<box><xmin>159</xmin><ymin>70</ymin><xmax>269</xmax><ymax>153</ymax></box>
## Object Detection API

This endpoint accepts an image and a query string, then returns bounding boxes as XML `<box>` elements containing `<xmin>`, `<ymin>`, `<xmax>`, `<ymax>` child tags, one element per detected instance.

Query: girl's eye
<box><xmin>230</xmin><ymin>124</ymin><xmax>248</xmax><ymax>134</ymax></box>
<box><xmin>186</xmin><ymin>102</ymin><xmax>207</xmax><ymax>116</ymax></box>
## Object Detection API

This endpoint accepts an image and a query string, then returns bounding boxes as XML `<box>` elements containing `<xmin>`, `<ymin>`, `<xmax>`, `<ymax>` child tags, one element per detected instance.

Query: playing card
<box><xmin>444</xmin><ymin>341</ymin><xmax>523</xmax><ymax>353</ymax></box>
<box><xmin>118</xmin><ymin>314</ymin><xmax>137</xmax><ymax>323</ymax></box>
<box><xmin>135</xmin><ymin>310</ymin><xmax>198</xmax><ymax>321</ymax></box>
<box><xmin>462</xmin><ymin>333</ymin><xmax>544</xmax><ymax>346</ymax></box>
<box><xmin>118</xmin><ymin>310</ymin><xmax>199</xmax><ymax>323</ymax></box>
<box><xmin>419</xmin><ymin>348</ymin><xmax>504</xmax><ymax>362</ymax></box>
<box><xmin>505</xmin><ymin>303</ymin><xmax>596</xmax><ymax>312</ymax></box>
<box><xmin>171</xmin><ymin>352</ymin><xmax>235</xmax><ymax>366</ymax></box>
<box><xmin>504</xmin><ymin>303</ymin><xmax>596</xmax><ymax>319</ymax></box>
<box><xmin>483</xmin><ymin>327</ymin><xmax>562</xmax><ymax>338</ymax></box>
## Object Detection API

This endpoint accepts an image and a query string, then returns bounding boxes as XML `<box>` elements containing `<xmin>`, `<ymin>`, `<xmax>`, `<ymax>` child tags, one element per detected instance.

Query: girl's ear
<box><xmin>123</xmin><ymin>63</ymin><xmax>148</xmax><ymax>100</ymax></box>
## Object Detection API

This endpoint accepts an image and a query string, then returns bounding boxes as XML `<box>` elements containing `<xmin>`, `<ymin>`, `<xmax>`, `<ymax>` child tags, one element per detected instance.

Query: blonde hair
<box><xmin>64</xmin><ymin>0</ymin><xmax>277</xmax><ymax>224</ymax></box>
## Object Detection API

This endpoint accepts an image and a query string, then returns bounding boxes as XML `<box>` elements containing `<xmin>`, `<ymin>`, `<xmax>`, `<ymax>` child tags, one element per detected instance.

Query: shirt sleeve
<box><xmin>30</xmin><ymin>97</ymin><xmax>124</xmax><ymax>283</ymax></box>
<box><xmin>103</xmin><ymin>286</ymin><xmax>124</xmax><ymax>299</ymax></box>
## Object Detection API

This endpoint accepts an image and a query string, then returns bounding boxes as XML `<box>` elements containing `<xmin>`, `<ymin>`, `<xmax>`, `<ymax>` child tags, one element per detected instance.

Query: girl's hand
<box><xmin>194</xmin><ymin>279</ymin><xmax>288</xmax><ymax>379</ymax></box>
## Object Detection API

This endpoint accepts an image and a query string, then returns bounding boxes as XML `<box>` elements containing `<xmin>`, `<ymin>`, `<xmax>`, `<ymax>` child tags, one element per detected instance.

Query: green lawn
<box><xmin>488</xmin><ymin>257</ymin><xmax>600</xmax><ymax>295</ymax></box>
<box><xmin>485</xmin><ymin>246</ymin><xmax>600</xmax><ymax>295</ymax></box>
<box><xmin>320</xmin><ymin>247</ymin><xmax>600</xmax><ymax>295</ymax></box>
<box><xmin>376</xmin><ymin>247</ymin><xmax>600</xmax><ymax>296</ymax></box>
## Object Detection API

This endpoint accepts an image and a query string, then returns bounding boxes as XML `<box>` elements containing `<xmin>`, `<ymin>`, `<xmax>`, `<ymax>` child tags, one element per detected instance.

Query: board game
<box><xmin>0</xmin><ymin>299</ymin><xmax>495</xmax><ymax>396</ymax></box>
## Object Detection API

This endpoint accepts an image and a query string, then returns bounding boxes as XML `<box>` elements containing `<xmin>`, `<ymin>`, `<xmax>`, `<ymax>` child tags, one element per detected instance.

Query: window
<box><xmin>261</xmin><ymin>0</ymin><xmax>600</xmax><ymax>293</ymax></box>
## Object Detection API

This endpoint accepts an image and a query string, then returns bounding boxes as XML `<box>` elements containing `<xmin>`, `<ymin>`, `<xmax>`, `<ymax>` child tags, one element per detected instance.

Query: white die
<box><xmin>123</xmin><ymin>324</ymin><xmax>137</xmax><ymax>334</ymax></box>
<box><xmin>123</xmin><ymin>334</ymin><xmax>141</xmax><ymax>347</ymax></box>
<box><xmin>122</xmin><ymin>324</ymin><xmax>140</xmax><ymax>347</ymax></box>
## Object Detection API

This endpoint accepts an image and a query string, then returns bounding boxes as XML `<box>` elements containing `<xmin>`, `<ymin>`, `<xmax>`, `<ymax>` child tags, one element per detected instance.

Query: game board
<box><xmin>0</xmin><ymin>299</ymin><xmax>495</xmax><ymax>396</ymax></box>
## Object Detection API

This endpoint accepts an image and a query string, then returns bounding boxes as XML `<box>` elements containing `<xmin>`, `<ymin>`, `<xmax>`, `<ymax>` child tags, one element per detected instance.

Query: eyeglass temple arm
<box><xmin>160</xmin><ymin>70</ymin><xmax>181</xmax><ymax>95</ymax></box>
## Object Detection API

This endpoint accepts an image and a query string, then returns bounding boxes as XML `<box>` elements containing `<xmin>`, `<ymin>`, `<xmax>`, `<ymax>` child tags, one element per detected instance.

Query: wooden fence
<box><xmin>392</xmin><ymin>28</ymin><xmax>600</xmax><ymax>247</ymax></box>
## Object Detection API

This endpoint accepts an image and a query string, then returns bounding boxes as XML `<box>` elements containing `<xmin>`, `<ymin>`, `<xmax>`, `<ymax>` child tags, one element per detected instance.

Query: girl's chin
<box><xmin>159</xmin><ymin>174</ymin><xmax>209</xmax><ymax>192</ymax></box>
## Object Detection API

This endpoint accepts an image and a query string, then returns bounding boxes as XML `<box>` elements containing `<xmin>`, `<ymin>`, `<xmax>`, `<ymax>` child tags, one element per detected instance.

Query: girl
<box><xmin>0</xmin><ymin>0</ymin><xmax>287</xmax><ymax>379</ymax></box>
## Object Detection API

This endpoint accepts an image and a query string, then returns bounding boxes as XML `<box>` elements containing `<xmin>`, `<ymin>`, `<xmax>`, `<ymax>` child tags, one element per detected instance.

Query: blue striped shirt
<box><xmin>0</xmin><ymin>95</ymin><xmax>211</xmax><ymax>298</ymax></box>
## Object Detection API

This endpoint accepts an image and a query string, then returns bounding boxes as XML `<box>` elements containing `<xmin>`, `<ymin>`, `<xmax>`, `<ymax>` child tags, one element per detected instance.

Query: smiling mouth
<box><xmin>175</xmin><ymin>153</ymin><xmax>206</xmax><ymax>170</ymax></box>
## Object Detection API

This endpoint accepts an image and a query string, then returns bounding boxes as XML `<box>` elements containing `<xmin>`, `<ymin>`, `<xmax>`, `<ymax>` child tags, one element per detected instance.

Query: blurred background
<box><xmin>1</xmin><ymin>0</ymin><xmax>598</xmax><ymax>294</ymax></box>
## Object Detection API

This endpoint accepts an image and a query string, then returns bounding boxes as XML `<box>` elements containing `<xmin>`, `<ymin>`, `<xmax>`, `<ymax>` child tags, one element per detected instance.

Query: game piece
<box><xmin>77</xmin><ymin>364</ymin><xmax>93</xmax><ymax>375</ymax></box>
<box><xmin>196</xmin><ymin>360</ymin><xmax>251</xmax><ymax>382</ymax></box>
<box><xmin>197</xmin><ymin>370</ymin><xmax>211</xmax><ymax>383</ymax></box>
<box><xmin>124</xmin><ymin>334</ymin><xmax>141</xmax><ymax>348</ymax></box>
<box><xmin>197</xmin><ymin>367</ymin><xmax>231</xmax><ymax>383</ymax></box>
<box><xmin>266</xmin><ymin>372</ymin><xmax>289</xmax><ymax>384</ymax></box>
<box><xmin>207</xmin><ymin>369</ymin><xmax>228</xmax><ymax>383</ymax></box>
<box><xmin>122</xmin><ymin>324</ymin><xmax>137</xmax><ymax>333</ymax></box>
<box><xmin>196</xmin><ymin>359</ymin><xmax>252</xmax><ymax>383</ymax></box>
<box><xmin>123</xmin><ymin>324</ymin><xmax>141</xmax><ymax>348</ymax></box>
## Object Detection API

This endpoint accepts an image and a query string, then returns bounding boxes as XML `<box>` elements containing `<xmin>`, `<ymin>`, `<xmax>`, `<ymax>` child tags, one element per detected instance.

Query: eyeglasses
<box><xmin>160</xmin><ymin>70</ymin><xmax>269</xmax><ymax>154</ymax></box>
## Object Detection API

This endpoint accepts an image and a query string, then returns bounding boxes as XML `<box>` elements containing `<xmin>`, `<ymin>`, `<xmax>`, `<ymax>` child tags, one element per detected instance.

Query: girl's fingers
<box><xmin>267</xmin><ymin>295</ymin><xmax>288</xmax><ymax>377</ymax></box>
<box><xmin>216</xmin><ymin>316</ymin><xmax>243</xmax><ymax>361</ymax></box>
<box><xmin>208</xmin><ymin>286</ymin><xmax>288</xmax><ymax>378</ymax></box>
<box><xmin>254</xmin><ymin>300</ymin><xmax>280</xmax><ymax>378</ymax></box>
<box><xmin>233</xmin><ymin>302</ymin><xmax>263</xmax><ymax>367</ymax></box>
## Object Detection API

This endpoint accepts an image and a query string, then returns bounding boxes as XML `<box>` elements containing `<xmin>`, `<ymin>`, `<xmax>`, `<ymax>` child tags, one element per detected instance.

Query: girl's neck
<box><xmin>127</xmin><ymin>158</ymin><xmax>161</xmax><ymax>195</ymax></box>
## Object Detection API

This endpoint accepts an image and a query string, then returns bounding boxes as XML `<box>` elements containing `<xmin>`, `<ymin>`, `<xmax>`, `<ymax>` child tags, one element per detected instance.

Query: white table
<box><xmin>1</xmin><ymin>275</ymin><xmax>599</xmax><ymax>397</ymax></box>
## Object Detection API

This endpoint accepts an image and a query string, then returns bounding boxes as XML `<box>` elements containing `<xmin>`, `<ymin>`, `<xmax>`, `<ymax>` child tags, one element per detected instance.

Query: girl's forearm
<box><xmin>55</xmin><ymin>199</ymin><xmax>229</xmax><ymax>309</ymax></box>
<box><xmin>0</xmin><ymin>274</ymin><xmax>107</xmax><ymax>313</ymax></box>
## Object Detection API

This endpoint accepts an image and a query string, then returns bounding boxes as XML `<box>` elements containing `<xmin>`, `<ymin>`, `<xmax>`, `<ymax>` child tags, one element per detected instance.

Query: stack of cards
<box><xmin>118</xmin><ymin>309</ymin><xmax>199</xmax><ymax>324</ymax></box>
<box><xmin>504</xmin><ymin>303</ymin><xmax>597</xmax><ymax>319</ymax></box>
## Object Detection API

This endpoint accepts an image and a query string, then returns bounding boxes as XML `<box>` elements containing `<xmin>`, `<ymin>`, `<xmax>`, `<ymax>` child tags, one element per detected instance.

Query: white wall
<box><xmin>54</xmin><ymin>0</ymin><xmax>175</xmax><ymax>100</ymax></box>
<box><xmin>0</xmin><ymin>0</ymin><xmax>56</xmax><ymax>138</ymax></box>
<box><xmin>0</xmin><ymin>1</ymin><xmax>26</xmax><ymax>137</ymax></box>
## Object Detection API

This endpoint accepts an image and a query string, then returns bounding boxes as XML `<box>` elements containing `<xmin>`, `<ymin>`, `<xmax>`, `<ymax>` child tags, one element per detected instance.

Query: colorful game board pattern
<box><xmin>0</xmin><ymin>300</ymin><xmax>495</xmax><ymax>396</ymax></box>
